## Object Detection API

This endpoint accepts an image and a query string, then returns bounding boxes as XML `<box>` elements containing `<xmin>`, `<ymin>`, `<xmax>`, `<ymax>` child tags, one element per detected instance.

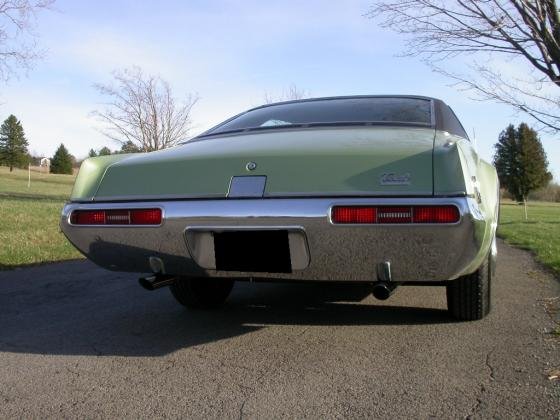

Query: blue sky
<box><xmin>1</xmin><ymin>0</ymin><xmax>559</xmax><ymax>179</ymax></box>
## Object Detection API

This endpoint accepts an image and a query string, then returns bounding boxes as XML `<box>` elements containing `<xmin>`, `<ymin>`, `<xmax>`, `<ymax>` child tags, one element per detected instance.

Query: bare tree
<box><xmin>263</xmin><ymin>84</ymin><xmax>310</xmax><ymax>104</ymax></box>
<box><xmin>367</xmin><ymin>0</ymin><xmax>560</xmax><ymax>132</ymax></box>
<box><xmin>92</xmin><ymin>67</ymin><xmax>198</xmax><ymax>152</ymax></box>
<box><xmin>0</xmin><ymin>0</ymin><xmax>54</xmax><ymax>82</ymax></box>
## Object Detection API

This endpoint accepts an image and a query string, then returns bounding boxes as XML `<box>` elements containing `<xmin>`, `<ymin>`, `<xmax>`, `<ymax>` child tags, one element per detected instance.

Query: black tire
<box><xmin>170</xmin><ymin>277</ymin><xmax>234</xmax><ymax>309</ymax></box>
<box><xmin>446</xmin><ymin>254</ymin><xmax>491</xmax><ymax>321</ymax></box>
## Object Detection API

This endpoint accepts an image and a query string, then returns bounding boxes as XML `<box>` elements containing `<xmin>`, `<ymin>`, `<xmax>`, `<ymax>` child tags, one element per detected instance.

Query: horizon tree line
<box><xmin>0</xmin><ymin>114</ymin><xmax>126</xmax><ymax>174</ymax></box>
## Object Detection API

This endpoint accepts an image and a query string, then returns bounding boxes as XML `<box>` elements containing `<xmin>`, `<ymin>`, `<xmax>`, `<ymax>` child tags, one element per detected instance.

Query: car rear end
<box><xmin>60</xmin><ymin>95</ymin><xmax>498</xmax><ymax>320</ymax></box>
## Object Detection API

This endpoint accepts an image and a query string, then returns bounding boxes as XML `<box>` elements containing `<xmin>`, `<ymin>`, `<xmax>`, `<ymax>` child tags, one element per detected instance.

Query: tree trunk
<box><xmin>523</xmin><ymin>197</ymin><xmax>528</xmax><ymax>221</ymax></box>
<box><xmin>9</xmin><ymin>165</ymin><xmax>13</xmax><ymax>172</ymax></box>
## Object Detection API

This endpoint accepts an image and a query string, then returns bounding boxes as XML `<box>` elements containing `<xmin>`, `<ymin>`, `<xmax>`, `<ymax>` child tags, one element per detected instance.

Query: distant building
<box><xmin>40</xmin><ymin>158</ymin><xmax>50</xmax><ymax>170</ymax></box>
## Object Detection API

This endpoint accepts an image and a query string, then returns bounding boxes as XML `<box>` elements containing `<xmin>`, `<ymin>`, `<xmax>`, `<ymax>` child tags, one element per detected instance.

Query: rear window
<box><xmin>440</xmin><ymin>105</ymin><xmax>469</xmax><ymax>139</ymax></box>
<box><xmin>204</xmin><ymin>97</ymin><xmax>432</xmax><ymax>136</ymax></box>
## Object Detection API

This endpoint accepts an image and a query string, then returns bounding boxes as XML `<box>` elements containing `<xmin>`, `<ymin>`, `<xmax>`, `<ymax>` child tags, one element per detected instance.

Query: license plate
<box><xmin>213</xmin><ymin>230</ymin><xmax>292</xmax><ymax>273</ymax></box>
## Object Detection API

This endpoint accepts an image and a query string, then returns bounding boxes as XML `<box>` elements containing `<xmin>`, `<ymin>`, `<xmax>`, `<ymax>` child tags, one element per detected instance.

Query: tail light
<box><xmin>331</xmin><ymin>205</ymin><xmax>459</xmax><ymax>224</ymax></box>
<box><xmin>130</xmin><ymin>209</ymin><xmax>162</xmax><ymax>225</ymax></box>
<box><xmin>377</xmin><ymin>206</ymin><xmax>412</xmax><ymax>223</ymax></box>
<box><xmin>412</xmin><ymin>206</ymin><xmax>460</xmax><ymax>224</ymax></box>
<box><xmin>70</xmin><ymin>208</ymin><xmax>162</xmax><ymax>225</ymax></box>
<box><xmin>330</xmin><ymin>207</ymin><xmax>377</xmax><ymax>224</ymax></box>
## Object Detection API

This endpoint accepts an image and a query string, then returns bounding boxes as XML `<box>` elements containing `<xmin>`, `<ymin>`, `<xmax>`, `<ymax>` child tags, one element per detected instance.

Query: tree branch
<box><xmin>93</xmin><ymin>66</ymin><xmax>198</xmax><ymax>151</ymax></box>
<box><xmin>368</xmin><ymin>0</ymin><xmax>560</xmax><ymax>132</ymax></box>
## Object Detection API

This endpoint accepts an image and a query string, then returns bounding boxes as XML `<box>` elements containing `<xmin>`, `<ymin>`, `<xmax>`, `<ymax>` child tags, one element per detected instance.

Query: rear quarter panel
<box><xmin>457</xmin><ymin>138</ymin><xmax>499</xmax><ymax>274</ymax></box>
<box><xmin>434</xmin><ymin>131</ymin><xmax>498</xmax><ymax>275</ymax></box>
<box><xmin>71</xmin><ymin>154</ymin><xmax>135</xmax><ymax>201</ymax></box>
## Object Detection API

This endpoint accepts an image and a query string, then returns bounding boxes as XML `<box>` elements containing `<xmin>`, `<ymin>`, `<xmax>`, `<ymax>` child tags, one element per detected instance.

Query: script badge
<box><xmin>380</xmin><ymin>172</ymin><xmax>411</xmax><ymax>186</ymax></box>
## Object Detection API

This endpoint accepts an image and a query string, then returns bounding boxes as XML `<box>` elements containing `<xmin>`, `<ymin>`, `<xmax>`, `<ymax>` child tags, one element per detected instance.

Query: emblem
<box><xmin>380</xmin><ymin>172</ymin><xmax>411</xmax><ymax>186</ymax></box>
<box><xmin>246</xmin><ymin>161</ymin><xmax>257</xmax><ymax>171</ymax></box>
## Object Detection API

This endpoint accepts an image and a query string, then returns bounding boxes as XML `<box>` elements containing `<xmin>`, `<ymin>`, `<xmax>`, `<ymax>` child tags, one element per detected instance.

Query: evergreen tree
<box><xmin>50</xmin><ymin>143</ymin><xmax>73</xmax><ymax>174</ymax></box>
<box><xmin>120</xmin><ymin>140</ymin><xmax>141</xmax><ymax>153</ymax></box>
<box><xmin>69</xmin><ymin>154</ymin><xmax>77</xmax><ymax>168</ymax></box>
<box><xmin>98</xmin><ymin>146</ymin><xmax>112</xmax><ymax>156</ymax></box>
<box><xmin>88</xmin><ymin>148</ymin><xmax>98</xmax><ymax>157</ymax></box>
<box><xmin>0</xmin><ymin>115</ymin><xmax>29</xmax><ymax>171</ymax></box>
<box><xmin>494</xmin><ymin>123</ymin><xmax>552</xmax><ymax>218</ymax></box>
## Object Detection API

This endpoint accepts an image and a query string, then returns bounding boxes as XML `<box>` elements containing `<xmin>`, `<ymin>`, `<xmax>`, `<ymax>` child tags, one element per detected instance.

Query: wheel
<box><xmin>446</xmin><ymin>254</ymin><xmax>491</xmax><ymax>321</ymax></box>
<box><xmin>170</xmin><ymin>277</ymin><xmax>234</xmax><ymax>309</ymax></box>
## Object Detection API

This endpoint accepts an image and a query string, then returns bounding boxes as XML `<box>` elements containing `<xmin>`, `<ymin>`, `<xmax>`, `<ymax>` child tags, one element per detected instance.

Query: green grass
<box><xmin>498</xmin><ymin>200</ymin><xmax>560</xmax><ymax>275</ymax></box>
<box><xmin>0</xmin><ymin>166</ymin><xmax>75</xmax><ymax>200</ymax></box>
<box><xmin>0</xmin><ymin>166</ymin><xmax>82</xmax><ymax>269</ymax></box>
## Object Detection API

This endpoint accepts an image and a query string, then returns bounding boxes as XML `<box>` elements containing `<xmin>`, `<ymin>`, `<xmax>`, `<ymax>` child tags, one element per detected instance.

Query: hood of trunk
<box><xmin>93</xmin><ymin>127</ymin><xmax>435</xmax><ymax>200</ymax></box>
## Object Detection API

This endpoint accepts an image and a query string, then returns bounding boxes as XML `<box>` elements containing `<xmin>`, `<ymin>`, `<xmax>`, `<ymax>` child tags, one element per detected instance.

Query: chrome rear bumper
<box><xmin>60</xmin><ymin>197</ymin><xmax>490</xmax><ymax>282</ymax></box>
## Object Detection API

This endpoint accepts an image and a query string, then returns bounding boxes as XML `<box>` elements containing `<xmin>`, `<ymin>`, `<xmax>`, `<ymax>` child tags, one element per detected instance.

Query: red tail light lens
<box><xmin>70</xmin><ymin>209</ymin><xmax>162</xmax><ymax>225</ymax></box>
<box><xmin>331</xmin><ymin>206</ymin><xmax>377</xmax><ymax>224</ymax></box>
<box><xmin>412</xmin><ymin>206</ymin><xmax>459</xmax><ymax>224</ymax></box>
<box><xmin>70</xmin><ymin>210</ymin><xmax>106</xmax><ymax>225</ymax></box>
<box><xmin>130</xmin><ymin>209</ymin><xmax>162</xmax><ymax>225</ymax></box>
<box><xmin>331</xmin><ymin>205</ymin><xmax>459</xmax><ymax>224</ymax></box>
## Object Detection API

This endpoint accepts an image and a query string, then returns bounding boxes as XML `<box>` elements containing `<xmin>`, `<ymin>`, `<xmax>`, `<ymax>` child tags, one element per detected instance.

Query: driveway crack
<box><xmin>465</xmin><ymin>348</ymin><xmax>496</xmax><ymax>419</ymax></box>
<box><xmin>485</xmin><ymin>351</ymin><xmax>496</xmax><ymax>381</ymax></box>
<box><xmin>238</xmin><ymin>397</ymin><xmax>248</xmax><ymax>420</ymax></box>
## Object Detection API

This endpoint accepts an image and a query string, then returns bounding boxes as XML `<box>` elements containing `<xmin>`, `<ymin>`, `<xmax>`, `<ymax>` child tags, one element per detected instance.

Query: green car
<box><xmin>61</xmin><ymin>96</ymin><xmax>499</xmax><ymax>320</ymax></box>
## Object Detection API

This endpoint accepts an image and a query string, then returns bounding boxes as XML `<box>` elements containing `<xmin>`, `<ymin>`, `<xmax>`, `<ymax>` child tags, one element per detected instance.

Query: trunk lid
<box><xmin>93</xmin><ymin>127</ymin><xmax>435</xmax><ymax>200</ymax></box>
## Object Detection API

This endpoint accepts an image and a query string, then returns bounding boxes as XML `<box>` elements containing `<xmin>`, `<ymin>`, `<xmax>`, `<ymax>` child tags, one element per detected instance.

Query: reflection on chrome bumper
<box><xmin>60</xmin><ymin>197</ymin><xmax>490</xmax><ymax>282</ymax></box>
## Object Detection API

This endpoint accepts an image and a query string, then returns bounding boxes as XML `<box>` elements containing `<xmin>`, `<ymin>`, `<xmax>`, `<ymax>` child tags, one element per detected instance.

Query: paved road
<box><xmin>0</xmin><ymin>240</ymin><xmax>558</xmax><ymax>418</ymax></box>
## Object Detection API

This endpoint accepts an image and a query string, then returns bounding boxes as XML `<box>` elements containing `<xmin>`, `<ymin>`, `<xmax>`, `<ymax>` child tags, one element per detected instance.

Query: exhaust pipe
<box><xmin>372</xmin><ymin>261</ymin><xmax>397</xmax><ymax>300</ymax></box>
<box><xmin>372</xmin><ymin>282</ymin><xmax>397</xmax><ymax>300</ymax></box>
<box><xmin>138</xmin><ymin>275</ymin><xmax>176</xmax><ymax>291</ymax></box>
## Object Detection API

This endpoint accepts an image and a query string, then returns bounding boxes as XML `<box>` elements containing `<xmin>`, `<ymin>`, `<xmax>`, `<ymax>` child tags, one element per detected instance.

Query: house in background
<box><xmin>40</xmin><ymin>157</ymin><xmax>50</xmax><ymax>172</ymax></box>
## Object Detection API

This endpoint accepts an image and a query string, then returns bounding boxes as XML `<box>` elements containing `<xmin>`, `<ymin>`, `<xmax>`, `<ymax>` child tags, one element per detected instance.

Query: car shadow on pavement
<box><xmin>0</xmin><ymin>270</ymin><xmax>455</xmax><ymax>358</ymax></box>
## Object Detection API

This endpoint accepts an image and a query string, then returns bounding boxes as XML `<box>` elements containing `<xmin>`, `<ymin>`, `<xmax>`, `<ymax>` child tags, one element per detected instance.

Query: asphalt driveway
<box><xmin>0</xmin><ymin>240</ymin><xmax>558</xmax><ymax>418</ymax></box>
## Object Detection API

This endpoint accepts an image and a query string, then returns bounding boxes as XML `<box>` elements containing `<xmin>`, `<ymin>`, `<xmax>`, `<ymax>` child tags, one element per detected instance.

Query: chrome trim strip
<box><xmin>489</xmin><ymin>178</ymin><xmax>500</xmax><ymax>275</ymax></box>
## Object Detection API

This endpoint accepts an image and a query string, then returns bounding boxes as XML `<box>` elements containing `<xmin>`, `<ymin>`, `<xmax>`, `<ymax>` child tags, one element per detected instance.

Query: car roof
<box><xmin>247</xmin><ymin>95</ymin><xmax>443</xmax><ymax>112</ymax></box>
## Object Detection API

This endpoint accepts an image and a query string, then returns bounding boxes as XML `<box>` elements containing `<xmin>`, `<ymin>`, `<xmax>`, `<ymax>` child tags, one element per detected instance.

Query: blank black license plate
<box><xmin>213</xmin><ymin>230</ymin><xmax>292</xmax><ymax>273</ymax></box>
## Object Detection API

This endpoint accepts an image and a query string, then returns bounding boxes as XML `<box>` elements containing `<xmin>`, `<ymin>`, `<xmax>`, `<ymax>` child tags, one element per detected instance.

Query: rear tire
<box><xmin>446</xmin><ymin>254</ymin><xmax>491</xmax><ymax>321</ymax></box>
<box><xmin>170</xmin><ymin>277</ymin><xmax>234</xmax><ymax>309</ymax></box>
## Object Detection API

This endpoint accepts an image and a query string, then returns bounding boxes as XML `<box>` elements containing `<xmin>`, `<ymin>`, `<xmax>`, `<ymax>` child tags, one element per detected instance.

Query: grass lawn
<box><xmin>0</xmin><ymin>166</ymin><xmax>82</xmax><ymax>269</ymax></box>
<box><xmin>498</xmin><ymin>200</ymin><xmax>560</xmax><ymax>275</ymax></box>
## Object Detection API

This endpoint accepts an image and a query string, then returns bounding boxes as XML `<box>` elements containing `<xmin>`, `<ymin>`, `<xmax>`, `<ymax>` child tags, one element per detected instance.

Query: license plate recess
<box><xmin>184</xmin><ymin>227</ymin><xmax>310</xmax><ymax>273</ymax></box>
<box><xmin>214</xmin><ymin>230</ymin><xmax>291</xmax><ymax>273</ymax></box>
